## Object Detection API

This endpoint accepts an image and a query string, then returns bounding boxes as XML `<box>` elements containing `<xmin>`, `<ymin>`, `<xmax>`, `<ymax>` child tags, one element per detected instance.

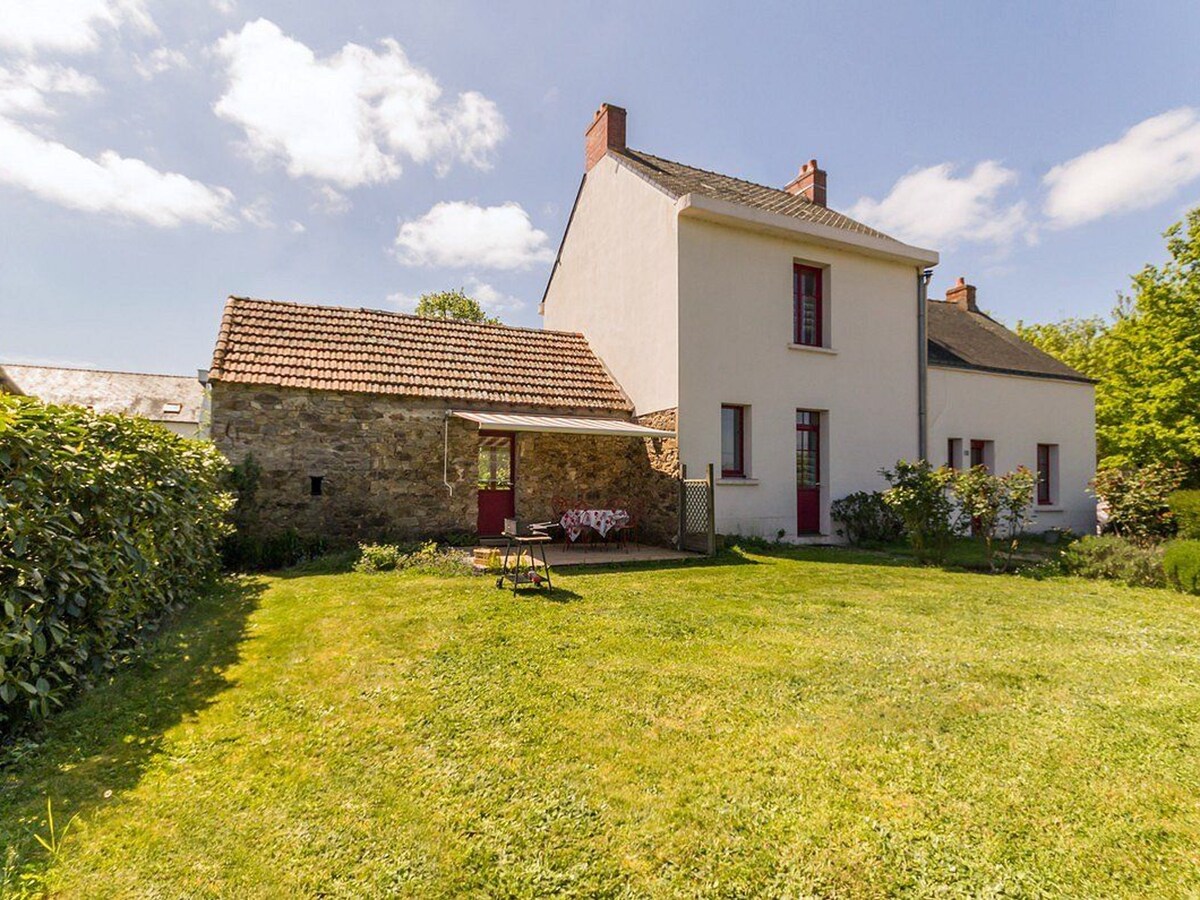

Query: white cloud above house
<box><xmin>212</xmin><ymin>18</ymin><xmax>506</xmax><ymax>188</ymax></box>
<box><xmin>0</xmin><ymin>0</ymin><xmax>156</xmax><ymax>55</ymax></box>
<box><xmin>132</xmin><ymin>46</ymin><xmax>190</xmax><ymax>80</ymax></box>
<box><xmin>393</xmin><ymin>201</ymin><xmax>553</xmax><ymax>270</ymax></box>
<box><xmin>0</xmin><ymin>118</ymin><xmax>236</xmax><ymax>228</ymax></box>
<box><xmin>0</xmin><ymin>53</ymin><xmax>235</xmax><ymax>228</ymax></box>
<box><xmin>0</xmin><ymin>63</ymin><xmax>100</xmax><ymax>116</ymax></box>
<box><xmin>849</xmin><ymin>161</ymin><xmax>1031</xmax><ymax>249</ymax></box>
<box><xmin>465</xmin><ymin>276</ymin><xmax>526</xmax><ymax>314</ymax></box>
<box><xmin>1043</xmin><ymin>108</ymin><xmax>1200</xmax><ymax>228</ymax></box>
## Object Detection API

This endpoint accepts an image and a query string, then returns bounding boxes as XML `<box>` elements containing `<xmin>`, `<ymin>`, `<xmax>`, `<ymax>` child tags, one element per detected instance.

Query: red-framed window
<box><xmin>1037</xmin><ymin>443</ymin><xmax>1054</xmax><ymax>505</ymax></box>
<box><xmin>721</xmin><ymin>404</ymin><xmax>746</xmax><ymax>477</ymax></box>
<box><xmin>793</xmin><ymin>264</ymin><xmax>823</xmax><ymax>347</ymax></box>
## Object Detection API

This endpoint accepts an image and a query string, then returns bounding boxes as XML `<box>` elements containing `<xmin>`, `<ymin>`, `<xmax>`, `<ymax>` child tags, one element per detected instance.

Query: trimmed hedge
<box><xmin>1061</xmin><ymin>534</ymin><xmax>1165</xmax><ymax>588</ymax></box>
<box><xmin>1168</xmin><ymin>491</ymin><xmax>1200</xmax><ymax>540</ymax></box>
<box><xmin>1164</xmin><ymin>540</ymin><xmax>1200</xmax><ymax>595</ymax></box>
<box><xmin>0</xmin><ymin>395</ymin><xmax>232</xmax><ymax>732</ymax></box>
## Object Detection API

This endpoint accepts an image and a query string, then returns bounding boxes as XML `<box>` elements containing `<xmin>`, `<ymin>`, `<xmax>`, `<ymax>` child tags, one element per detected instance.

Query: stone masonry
<box><xmin>211</xmin><ymin>382</ymin><xmax>681</xmax><ymax>545</ymax></box>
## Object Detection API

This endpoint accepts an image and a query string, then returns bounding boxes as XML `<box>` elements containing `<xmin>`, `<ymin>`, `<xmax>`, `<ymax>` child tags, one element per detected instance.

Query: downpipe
<box><xmin>917</xmin><ymin>268</ymin><xmax>933</xmax><ymax>461</ymax></box>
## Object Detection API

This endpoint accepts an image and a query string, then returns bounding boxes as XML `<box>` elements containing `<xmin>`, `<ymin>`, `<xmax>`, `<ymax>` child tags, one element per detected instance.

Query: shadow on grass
<box><xmin>0</xmin><ymin>576</ymin><xmax>264</xmax><ymax>883</ymax></box>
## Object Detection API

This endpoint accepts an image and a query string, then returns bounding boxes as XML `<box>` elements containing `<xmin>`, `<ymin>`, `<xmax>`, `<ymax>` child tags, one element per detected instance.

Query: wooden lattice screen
<box><xmin>678</xmin><ymin>463</ymin><xmax>716</xmax><ymax>555</ymax></box>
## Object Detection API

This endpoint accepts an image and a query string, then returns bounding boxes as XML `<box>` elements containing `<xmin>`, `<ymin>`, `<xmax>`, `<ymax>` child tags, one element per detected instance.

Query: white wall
<box><xmin>542</xmin><ymin>156</ymin><xmax>680</xmax><ymax>415</ymax></box>
<box><xmin>928</xmin><ymin>366</ymin><xmax>1096</xmax><ymax>535</ymax></box>
<box><xmin>675</xmin><ymin>215</ymin><xmax>922</xmax><ymax>540</ymax></box>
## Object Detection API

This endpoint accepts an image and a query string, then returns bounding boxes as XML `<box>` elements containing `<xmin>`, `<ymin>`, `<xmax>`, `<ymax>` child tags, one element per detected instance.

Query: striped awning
<box><xmin>451</xmin><ymin>411</ymin><xmax>674</xmax><ymax>438</ymax></box>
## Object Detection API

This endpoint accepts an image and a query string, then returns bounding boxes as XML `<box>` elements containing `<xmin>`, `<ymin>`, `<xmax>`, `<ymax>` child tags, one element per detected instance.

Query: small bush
<box><xmin>831</xmin><ymin>491</ymin><xmax>903</xmax><ymax>546</ymax></box>
<box><xmin>1061</xmin><ymin>535</ymin><xmax>1165</xmax><ymax>588</ymax></box>
<box><xmin>353</xmin><ymin>541</ymin><xmax>470</xmax><ymax>576</ymax></box>
<box><xmin>1164</xmin><ymin>540</ymin><xmax>1200</xmax><ymax>594</ymax></box>
<box><xmin>1168</xmin><ymin>491</ymin><xmax>1200</xmax><ymax>540</ymax></box>
<box><xmin>1092</xmin><ymin>462</ymin><xmax>1184</xmax><ymax>542</ymax></box>
<box><xmin>880</xmin><ymin>460</ymin><xmax>955</xmax><ymax>563</ymax></box>
<box><xmin>951</xmin><ymin>466</ymin><xmax>1037</xmax><ymax>572</ymax></box>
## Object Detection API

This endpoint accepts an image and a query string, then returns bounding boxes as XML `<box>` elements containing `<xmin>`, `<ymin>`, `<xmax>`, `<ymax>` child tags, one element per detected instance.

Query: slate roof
<box><xmin>926</xmin><ymin>301</ymin><xmax>1092</xmax><ymax>384</ymax></box>
<box><xmin>0</xmin><ymin>363</ymin><xmax>205</xmax><ymax>422</ymax></box>
<box><xmin>614</xmin><ymin>148</ymin><xmax>901</xmax><ymax>243</ymax></box>
<box><xmin>209</xmin><ymin>297</ymin><xmax>632</xmax><ymax>411</ymax></box>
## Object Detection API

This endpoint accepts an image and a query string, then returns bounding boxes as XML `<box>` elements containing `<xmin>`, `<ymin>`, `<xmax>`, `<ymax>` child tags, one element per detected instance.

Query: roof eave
<box><xmin>675</xmin><ymin>192</ymin><xmax>940</xmax><ymax>267</ymax></box>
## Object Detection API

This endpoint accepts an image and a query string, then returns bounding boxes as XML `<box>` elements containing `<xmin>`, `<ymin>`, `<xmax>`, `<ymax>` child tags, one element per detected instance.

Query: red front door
<box><xmin>477</xmin><ymin>433</ymin><xmax>515</xmax><ymax>536</ymax></box>
<box><xmin>796</xmin><ymin>411</ymin><xmax>820</xmax><ymax>534</ymax></box>
<box><xmin>970</xmin><ymin>439</ymin><xmax>987</xmax><ymax>470</ymax></box>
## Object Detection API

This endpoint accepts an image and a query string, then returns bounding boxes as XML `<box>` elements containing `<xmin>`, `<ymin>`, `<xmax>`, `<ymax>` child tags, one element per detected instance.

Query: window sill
<box><xmin>1036</xmin><ymin>505</ymin><xmax>1064</xmax><ymax>512</ymax></box>
<box><xmin>787</xmin><ymin>343</ymin><xmax>837</xmax><ymax>356</ymax></box>
<box><xmin>717</xmin><ymin>477</ymin><xmax>760</xmax><ymax>486</ymax></box>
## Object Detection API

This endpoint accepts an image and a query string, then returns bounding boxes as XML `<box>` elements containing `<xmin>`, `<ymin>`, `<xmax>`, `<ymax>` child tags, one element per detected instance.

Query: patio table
<box><xmin>560</xmin><ymin>508</ymin><xmax>630</xmax><ymax>542</ymax></box>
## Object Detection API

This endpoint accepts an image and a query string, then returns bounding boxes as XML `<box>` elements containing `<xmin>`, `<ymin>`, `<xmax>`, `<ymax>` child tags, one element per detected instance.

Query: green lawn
<box><xmin>4</xmin><ymin>548</ymin><xmax>1200</xmax><ymax>897</ymax></box>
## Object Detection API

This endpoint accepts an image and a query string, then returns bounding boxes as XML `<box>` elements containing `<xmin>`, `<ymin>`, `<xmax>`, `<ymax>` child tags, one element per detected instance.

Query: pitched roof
<box><xmin>613</xmin><ymin>148</ymin><xmax>899</xmax><ymax>243</ymax></box>
<box><xmin>0</xmin><ymin>364</ymin><xmax>204</xmax><ymax>422</ymax></box>
<box><xmin>926</xmin><ymin>301</ymin><xmax>1092</xmax><ymax>384</ymax></box>
<box><xmin>209</xmin><ymin>297</ymin><xmax>632</xmax><ymax>411</ymax></box>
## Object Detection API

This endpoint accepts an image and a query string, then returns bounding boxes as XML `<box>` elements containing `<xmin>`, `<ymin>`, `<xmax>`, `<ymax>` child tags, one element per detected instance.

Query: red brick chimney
<box><xmin>784</xmin><ymin>159</ymin><xmax>827</xmax><ymax>206</ymax></box>
<box><xmin>585</xmin><ymin>103</ymin><xmax>627</xmax><ymax>172</ymax></box>
<box><xmin>946</xmin><ymin>277</ymin><xmax>978</xmax><ymax>313</ymax></box>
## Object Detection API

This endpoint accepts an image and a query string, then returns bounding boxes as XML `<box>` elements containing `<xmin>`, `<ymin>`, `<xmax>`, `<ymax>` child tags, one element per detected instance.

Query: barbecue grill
<box><xmin>495</xmin><ymin>519</ymin><xmax>557</xmax><ymax>592</ymax></box>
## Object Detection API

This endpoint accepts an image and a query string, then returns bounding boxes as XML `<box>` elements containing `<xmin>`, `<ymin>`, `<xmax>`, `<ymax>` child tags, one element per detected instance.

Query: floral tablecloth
<box><xmin>560</xmin><ymin>508</ymin><xmax>630</xmax><ymax>542</ymax></box>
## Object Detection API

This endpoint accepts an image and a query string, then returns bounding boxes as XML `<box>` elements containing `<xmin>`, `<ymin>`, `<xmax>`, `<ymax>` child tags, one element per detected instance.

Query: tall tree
<box><xmin>1017</xmin><ymin>207</ymin><xmax>1200</xmax><ymax>475</ymax></box>
<box><xmin>414</xmin><ymin>289</ymin><xmax>499</xmax><ymax>325</ymax></box>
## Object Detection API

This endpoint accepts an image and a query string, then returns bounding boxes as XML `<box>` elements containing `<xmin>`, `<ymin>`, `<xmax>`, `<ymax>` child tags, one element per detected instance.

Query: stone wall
<box><xmin>211</xmin><ymin>383</ymin><xmax>681</xmax><ymax>545</ymax></box>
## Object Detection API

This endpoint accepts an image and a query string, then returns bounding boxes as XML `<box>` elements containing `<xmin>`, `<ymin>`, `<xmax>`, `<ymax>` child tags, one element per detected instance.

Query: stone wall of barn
<box><xmin>210</xmin><ymin>382</ymin><xmax>681</xmax><ymax>546</ymax></box>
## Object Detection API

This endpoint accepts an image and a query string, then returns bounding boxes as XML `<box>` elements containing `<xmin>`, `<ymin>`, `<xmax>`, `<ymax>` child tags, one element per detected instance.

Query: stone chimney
<box><xmin>784</xmin><ymin>159</ymin><xmax>827</xmax><ymax>206</ymax></box>
<box><xmin>585</xmin><ymin>103</ymin><xmax>627</xmax><ymax>172</ymax></box>
<box><xmin>946</xmin><ymin>277</ymin><xmax>978</xmax><ymax>312</ymax></box>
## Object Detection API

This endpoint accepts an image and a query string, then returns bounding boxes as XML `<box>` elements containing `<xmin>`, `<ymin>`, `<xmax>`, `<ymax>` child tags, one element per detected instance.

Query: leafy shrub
<box><xmin>831</xmin><ymin>491</ymin><xmax>903</xmax><ymax>546</ymax></box>
<box><xmin>0</xmin><ymin>395</ymin><xmax>232</xmax><ymax>732</ymax></box>
<box><xmin>951</xmin><ymin>466</ymin><xmax>1037</xmax><ymax>572</ymax></box>
<box><xmin>880</xmin><ymin>460</ymin><xmax>955</xmax><ymax>563</ymax></box>
<box><xmin>1092</xmin><ymin>462</ymin><xmax>1184</xmax><ymax>542</ymax></box>
<box><xmin>1164</xmin><ymin>540</ymin><xmax>1200</xmax><ymax>594</ymax></box>
<box><xmin>353</xmin><ymin>541</ymin><xmax>469</xmax><ymax>576</ymax></box>
<box><xmin>1061</xmin><ymin>535</ymin><xmax>1165</xmax><ymax>587</ymax></box>
<box><xmin>1168</xmin><ymin>490</ymin><xmax>1200</xmax><ymax>540</ymax></box>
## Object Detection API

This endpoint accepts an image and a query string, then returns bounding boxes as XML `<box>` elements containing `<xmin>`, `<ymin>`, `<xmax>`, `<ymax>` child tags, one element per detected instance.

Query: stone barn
<box><xmin>207</xmin><ymin>297</ymin><xmax>679</xmax><ymax>544</ymax></box>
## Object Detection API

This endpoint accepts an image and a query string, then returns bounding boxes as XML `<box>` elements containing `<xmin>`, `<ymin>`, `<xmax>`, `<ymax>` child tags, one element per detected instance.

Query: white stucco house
<box><xmin>542</xmin><ymin>103</ymin><xmax>1096</xmax><ymax>539</ymax></box>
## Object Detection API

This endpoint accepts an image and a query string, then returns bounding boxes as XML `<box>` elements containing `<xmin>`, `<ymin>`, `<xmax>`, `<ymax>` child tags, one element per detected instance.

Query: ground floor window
<box><xmin>947</xmin><ymin>438</ymin><xmax>963</xmax><ymax>470</ymax></box>
<box><xmin>1037</xmin><ymin>443</ymin><xmax>1058</xmax><ymax>505</ymax></box>
<box><xmin>721</xmin><ymin>404</ymin><xmax>746</xmax><ymax>477</ymax></box>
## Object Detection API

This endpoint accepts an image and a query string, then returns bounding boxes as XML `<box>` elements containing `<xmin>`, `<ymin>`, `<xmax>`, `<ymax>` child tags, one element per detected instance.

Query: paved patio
<box><xmin>475</xmin><ymin>542</ymin><xmax>698</xmax><ymax>570</ymax></box>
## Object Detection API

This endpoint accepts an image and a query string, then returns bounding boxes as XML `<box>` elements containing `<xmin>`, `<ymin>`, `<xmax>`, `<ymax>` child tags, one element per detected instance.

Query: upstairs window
<box><xmin>793</xmin><ymin>264</ymin><xmax>823</xmax><ymax>347</ymax></box>
<box><xmin>721</xmin><ymin>405</ymin><xmax>746</xmax><ymax>477</ymax></box>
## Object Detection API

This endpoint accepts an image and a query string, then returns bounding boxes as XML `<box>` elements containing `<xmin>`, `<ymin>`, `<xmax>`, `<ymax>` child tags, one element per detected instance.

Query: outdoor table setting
<box><xmin>559</xmin><ymin>507</ymin><xmax>631</xmax><ymax>543</ymax></box>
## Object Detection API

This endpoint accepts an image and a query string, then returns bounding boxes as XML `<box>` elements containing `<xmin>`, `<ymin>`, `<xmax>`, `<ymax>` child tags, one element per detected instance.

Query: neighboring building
<box><xmin>206</xmin><ymin>102</ymin><xmax>1096</xmax><ymax>543</ymax></box>
<box><xmin>0</xmin><ymin>363</ymin><xmax>206</xmax><ymax>438</ymax></box>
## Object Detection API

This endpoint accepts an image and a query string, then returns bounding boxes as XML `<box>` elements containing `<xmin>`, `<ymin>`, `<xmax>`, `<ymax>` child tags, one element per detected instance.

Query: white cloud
<box><xmin>287</xmin><ymin>220</ymin><xmax>306</xmax><ymax>234</ymax></box>
<box><xmin>849</xmin><ymin>161</ymin><xmax>1031</xmax><ymax>249</ymax></box>
<box><xmin>212</xmin><ymin>19</ymin><xmax>506</xmax><ymax>187</ymax></box>
<box><xmin>0</xmin><ymin>64</ymin><xmax>99</xmax><ymax>117</ymax></box>
<box><xmin>387</xmin><ymin>290</ymin><xmax>418</xmax><ymax>312</ymax></box>
<box><xmin>311</xmin><ymin>184</ymin><xmax>351</xmax><ymax>215</ymax></box>
<box><xmin>0</xmin><ymin>116</ymin><xmax>236</xmax><ymax>228</ymax></box>
<box><xmin>133</xmin><ymin>46</ymin><xmax>189</xmax><ymax>80</ymax></box>
<box><xmin>393</xmin><ymin>201</ymin><xmax>553</xmax><ymax>270</ymax></box>
<box><xmin>240</xmin><ymin>196</ymin><xmax>273</xmax><ymax>228</ymax></box>
<box><xmin>0</xmin><ymin>0</ymin><xmax>155</xmax><ymax>55</ymax></box>
<box><xmin>1043</xmin><ymin>108</ymin><xmax>1200</xmax><ymax>228</ymax></box>
<box><xmin>464</xmin><ymin>276</ymin><xmax>525</xmax><ymax>314</ymax></box>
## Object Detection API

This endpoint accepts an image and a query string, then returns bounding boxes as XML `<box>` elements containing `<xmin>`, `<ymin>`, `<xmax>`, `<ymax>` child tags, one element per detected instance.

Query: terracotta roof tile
<box><xmin>208</xmin><ymin>297</ymin><xmax>632</xmax><ymax>411</ymax></box>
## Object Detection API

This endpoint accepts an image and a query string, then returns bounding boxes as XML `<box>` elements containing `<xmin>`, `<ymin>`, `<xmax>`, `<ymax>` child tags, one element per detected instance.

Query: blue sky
<box><xmin>2</xmin><ymin>0</ymin><xmax>1198</xmax><ymax>376</ymax></box>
